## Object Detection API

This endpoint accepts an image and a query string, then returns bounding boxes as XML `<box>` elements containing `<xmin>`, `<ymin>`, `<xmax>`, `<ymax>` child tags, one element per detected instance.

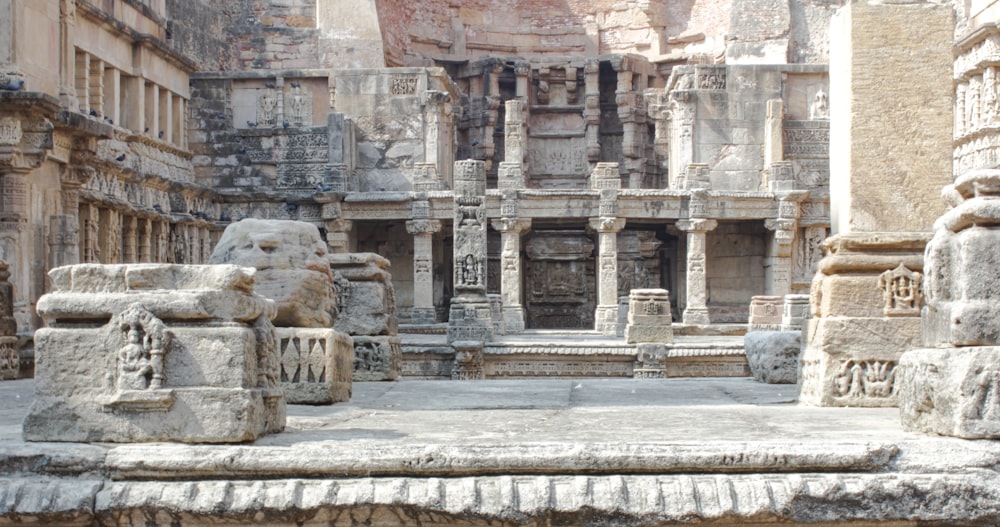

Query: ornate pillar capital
<box><xmin>491</xmin><ymin>217</ymin><xmax>531</xmax><ymax>234</ymax></box>
<box><xmin>405</xmin><ymin>219</ymin><xmax>442</xmax><ymax>235</ymax></box>
<box><xmin>676</xmin><ymin>218</ymin><xmax>717</xmax><ymax>233</ymax></box>
<box><xmin>589</xmin><ymin>217</ymin><xmax>627</xmax><ymax>233</ymax></box>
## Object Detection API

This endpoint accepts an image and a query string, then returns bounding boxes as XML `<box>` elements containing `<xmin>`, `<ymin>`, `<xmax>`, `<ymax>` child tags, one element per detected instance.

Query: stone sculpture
<box><xmin>210</xmin><ymin>219</ymin><xmax>352</xmax><ymax>404</ymax></box>
<box><xmin>23</xmin><ymin>264</ymin><xmax>285</xmax><ymax>442</ymax></box>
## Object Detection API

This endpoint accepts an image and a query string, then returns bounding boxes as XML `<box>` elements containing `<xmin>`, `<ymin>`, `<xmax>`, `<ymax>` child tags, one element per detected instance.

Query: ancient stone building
<box><xmin>0</xmin><ymin>0</ymin><xmax>982</xmax><ymax>381</ymax></box>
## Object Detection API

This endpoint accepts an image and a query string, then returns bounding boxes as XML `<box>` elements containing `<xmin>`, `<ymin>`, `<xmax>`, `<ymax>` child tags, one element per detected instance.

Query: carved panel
<box><xmin>391</xmin><ymin>75</ymin><xmax>419</xmax><ymax>96</ymax></box>
<box><xmin>832</xmin><ymin>360</ymin><xmax>897</xmax><ymax>400</ymax></box>
<box><xmin>878</xmin><ymin>264</ymin><xmax>923</xmax><ymax>317</ymax></box>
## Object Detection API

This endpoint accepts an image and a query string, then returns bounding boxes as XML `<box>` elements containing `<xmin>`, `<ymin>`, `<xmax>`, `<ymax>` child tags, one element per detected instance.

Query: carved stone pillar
<box><xmin>503</xmin><ymin>99</ymin><xmax>527</xmax><ymax>167</ymax></box>
<box><xmin>406</xmin><ymin>219</ymin><xmax>442</xmax><ymax>325</ymax></box>
<box><xmin>138</xmin><ymin>217</ymin><xmax>152</xmax><ymax>262</ymax></box>
<box><xmin>122</xmin><ymin>215</ymin><xmax>137</xmax><ymax>263</ymax></box>
<box><xmin>590</xmin><ymin>217</ymin><xmax>627</xmax><ymax>335</ymax></box>
<box><xmin>765</xmin><ymin>99</ymin><xmax>784</xmax><ymax>166</ymax></box>
<box><xmin>0</xmin><ymin>259</ymin><xmax>16</xmax><ymax>379</ymax></box>
<box><xmin>765</xmin><ymin>192</ymin><xmax>807</xmax><ymax>297</ymax></box>
<box><xmin>667</xmin><ymin>94</ymin><xmax>696</xmax><ymax>189</ymax></box>
<box><xmin>448</xmin><ymin>160</ymin><xmax>491</xmax><ymax>379</ymax></box>
<box><xmin>58</xmin><ymin>0</ymin><xmax>78</xmax><ymax>107</ymax></box>
<box><xmin>584</xmin><ymin>59</ymin><xmax>601</xmax><ymax>163</ymax></box>
<box><xmin>647</xmin><ymin>90</ymin><xmax>670</xmax><ymax>187</ymax></box>
<box><xmin>676</xmin><ymin>218</ymin><xmax>718</xmax><ymax>325</ymax></box>
<box><xmin>514</xmin><ymin>62</ymin><xmax>531</xmax><ymax>100</ymax></box>
<box><xmin>491</xmin><ymin>217</ymin><xmax>531</xmax><ymax>333</ymax></box>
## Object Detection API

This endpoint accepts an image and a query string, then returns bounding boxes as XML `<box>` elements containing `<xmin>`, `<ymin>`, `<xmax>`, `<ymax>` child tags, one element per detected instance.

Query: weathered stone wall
<box><xmin>164</xmin><ymin>0</ymin><xmax>237</xmax><ymax>71</ymax></box>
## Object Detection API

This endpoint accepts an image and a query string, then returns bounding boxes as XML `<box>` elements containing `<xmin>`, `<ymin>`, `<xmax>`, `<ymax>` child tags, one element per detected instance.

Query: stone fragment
<box><xmin>23</xmin><ymin>264</ymin><xmax>285</xmax><ymax>443</ymax></box>
<box><xmin>744</xmin><ymin>331</ymin><xmax>800</xmax><ymax>384</ymax></box>
<box><xmin>209</xmin><ymin>219</ymin><xmax>336</xmax><ymax>328</ymax></box>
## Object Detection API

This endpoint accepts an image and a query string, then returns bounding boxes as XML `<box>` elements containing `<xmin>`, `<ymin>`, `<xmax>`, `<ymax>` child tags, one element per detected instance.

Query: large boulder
<box><xmin>210</xmin><ymin>219</ymin><xmax>335</xmax><ymax>328</ymax></box>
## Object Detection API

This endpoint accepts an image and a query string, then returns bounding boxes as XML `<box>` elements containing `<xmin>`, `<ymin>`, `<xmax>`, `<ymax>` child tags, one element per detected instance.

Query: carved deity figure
<box><xmin>288</xmin><ymin>85</ymin><xmax>307</xmax><ymax>126</ymax></box>
<box><xmin>461</xmin><ymin>254</ymin><xmax>479</xmax><ymax>285</ymax></box>
<box><xmin>118</xmin><ymin>324</ymin><xmax>152</xmax><ymax>390</ymax></box>
<box><xmin>258</xmin><ymin>88</ymin><xmax>278</xmax><ymax>126</ymax></box>
<box><xmin>809</xmin><ymin>89</ymin><xmax>829</xmax><ymax>120</ymax></box>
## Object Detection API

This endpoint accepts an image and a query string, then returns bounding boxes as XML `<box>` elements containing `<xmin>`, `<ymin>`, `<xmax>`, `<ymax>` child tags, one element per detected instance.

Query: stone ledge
<box><xmin>2</xmin><ymin>472</ymin><xmax>999</xmax><ymax>525</ymax></box>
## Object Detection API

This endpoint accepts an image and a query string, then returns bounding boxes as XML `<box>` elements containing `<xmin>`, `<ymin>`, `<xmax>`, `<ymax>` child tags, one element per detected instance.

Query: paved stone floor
<box><xmin>0</xmin><ymin>376</ymin><xmax>903</xmax><ymax>446</ymax></box>
<box><xmin>2</xmin><ymin>377</ymin><xmax>1000</xmax><ymax>525</ymax></box>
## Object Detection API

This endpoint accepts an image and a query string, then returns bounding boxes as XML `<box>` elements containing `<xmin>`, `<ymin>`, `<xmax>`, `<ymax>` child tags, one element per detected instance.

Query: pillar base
<box><xmin>798</xmin><ymin>233</ymin><xmax>928</xmax><ymax>407</ymax></box>
<box><xmin>0</xmin><ymin>336</ymin><xmax>17</xmax><ymax>380</ymax></box>
<box><xmin>502</xmin><ymin>306</ymin><xmax>526</xmax><ymax>334</ymax></box>
<box><xmin>682</xmin><ymin>307</ymin><xmax>711</xmax><ymax>325</ymax></box>
<box><xmin>594</xmin><ymin>305</ymin><xmax>618</xmax><ymax>335</ymax></box>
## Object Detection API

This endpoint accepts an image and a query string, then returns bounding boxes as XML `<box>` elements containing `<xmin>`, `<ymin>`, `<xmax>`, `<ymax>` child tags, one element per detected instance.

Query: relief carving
<box><xmin>832</xmin><ymin>360</ymin><xmax>896</xmax><ymax>400</ymax></box>
<box><xmin>257</xmin><ymin>88</ymin><xmax>278</xmax><ymax>127</ymax></box>
<box><xmin>391</xmin><ymin>75</ymin><xmax>419</xmax><ymax>96</ymax></box>
<box><xmin>0</xmin><ymin>117</ymin><xmax>22</xmax><ymax>146</ymax></box>
<box><xmin>284</xmin><ymin>84</ymin><xmax>312</xmax><ymax>126</ymax></box>
<box><xmin>962</xmin><ymin>368</ymin><xmax>1000</xmax><ymax>421</ymax></box>
<box><xmin>878</xmin><ymin>264</ymin><xmax>923</xmax><ymax>317</ymax></box>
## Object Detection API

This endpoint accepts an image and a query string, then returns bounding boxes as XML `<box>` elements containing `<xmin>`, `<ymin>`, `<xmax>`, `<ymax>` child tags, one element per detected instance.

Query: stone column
<box><xmin>514</xmin><ymin>62</ymin><xmax>531</xmax><ymax>100</ymax></box>
<box><xmin>491</xmin><ymin>217</ymin><xmax>530</xmax><ymax>334</ymax></box>
<box><xmin>676</xmin><ymin>218</ymin><xmax>718</xmax><ymax>325</ymax></box>
<box><xmin>800</xmin><ymin>0</ymin><xmax>953</xmax><ymax>407</ymax></box>
<box><xmin>49</xmin><ymin>165</ymin><xmax>91</xmax><ymax>268</ymax></box>
<box><xmin>122</xmin><ymin>215</ymin><xmax>137</xmax><ymax>263</ymax></box>
<box><xmin>448</xmin><ymin>160</ymin><xmax>491</xmax><ymax>380</ymax></box>
<box><xmin>590</xmin><ymin>217</ymin><xmax>627</xmax><ymax>335</ymax></box>
<box><xmin>325</xmin><ymin>219</ymin><xmax>353</xmax><ymax>254</ymax></box>
<box><xmin>406</xmin><ymin>219</ymin><xmax>442</xmax><ymax>325</ymax></box>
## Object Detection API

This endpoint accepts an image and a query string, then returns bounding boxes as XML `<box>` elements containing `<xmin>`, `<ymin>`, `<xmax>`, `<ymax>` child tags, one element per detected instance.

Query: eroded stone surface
<box><xmin>210</xmin><ymin>219</ymin><xmax>335</xmax><ymax>328</ymax></box>
<box><xmin>744</xmin><ymin>330</ymin><xmax>800</xmax><ymax>384</ymax></box>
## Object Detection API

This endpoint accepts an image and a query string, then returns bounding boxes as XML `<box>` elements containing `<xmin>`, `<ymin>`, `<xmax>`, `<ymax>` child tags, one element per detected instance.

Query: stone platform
<box><xmin>2</xmin><ymin>377</ymin><xmax>1000</xmax><ymax>525</ymax></box>
<box><xmin>401</xmin><ymin>329</ymin><xmax>748</xmax><ymax>379</ymax></box>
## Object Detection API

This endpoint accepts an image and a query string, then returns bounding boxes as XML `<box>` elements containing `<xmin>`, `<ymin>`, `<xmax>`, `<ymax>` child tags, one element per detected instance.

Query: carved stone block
<box><xmin>276</xmin><ymin>327</ymin><xmax>353</xmax><ymax>404</ymax></box>
<box><xmin>330</xmin><ymin>253</ymin><xmax>398</xmax><ymax>337</ymax></box>
<box><xmin>744</xmin><ymin>331</ymin><xmax>801</xmax><ymax>384</ymax></box>
<box><xmin>24</xmin><ymin>264</ymin><xmax>285</xmax><ymax>443</ymax></box>
<box><xmin>899</xmin><ymin>347</ymin><xmax>1000</xmax><ymax>439</ymax></box>
<box><xmin>625</xmin><ymin>289</ymin><xmax>674</xmax><ymax>344</ymax></box>
<box><xmin>353</xmin><ymin>335</ymin><xmax>402</xmax><ymax>381</ymax></box>
<box><xmin>748</xmin><ymin>295</ymin><xmax>783</xmax><ymax>332</ymax></box>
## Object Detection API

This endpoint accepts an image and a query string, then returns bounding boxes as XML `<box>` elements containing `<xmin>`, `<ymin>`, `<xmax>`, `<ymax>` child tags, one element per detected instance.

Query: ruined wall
<box><xmin>375</xmin><ymin>0</ymin><xmax>732</xmax><ymax>66</ymax></box>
